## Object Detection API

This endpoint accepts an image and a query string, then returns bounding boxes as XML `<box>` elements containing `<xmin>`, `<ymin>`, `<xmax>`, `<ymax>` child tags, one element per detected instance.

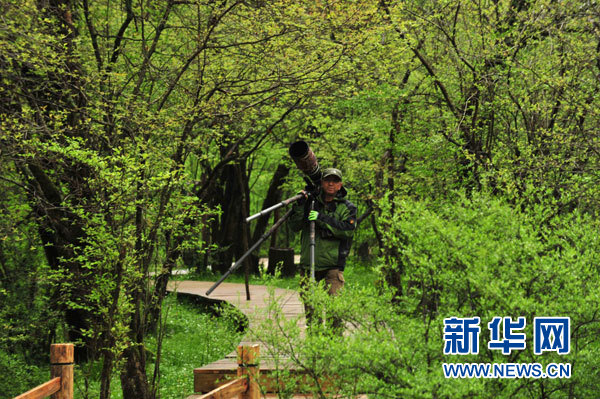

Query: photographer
<box><xmin>288</xmin><ymin>168</ymin><xmax>357</xmax><ymax>329</ymax></box>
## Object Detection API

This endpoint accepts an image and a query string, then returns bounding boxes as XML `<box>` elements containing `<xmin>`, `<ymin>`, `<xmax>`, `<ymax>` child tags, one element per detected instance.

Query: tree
<box><xmin>382</xmin><ymin>0</ymin><xmax>600</xmax><ymax>207</ymax></box>
<box><xmin>302</xmin><ymin>0</ymin><xmax>600</xmax><ymax>297</ymax></box>
<box><xmin>1</xmin><ymin>1</ymin><xmax>381</xmax><ymax>398</ymax></box>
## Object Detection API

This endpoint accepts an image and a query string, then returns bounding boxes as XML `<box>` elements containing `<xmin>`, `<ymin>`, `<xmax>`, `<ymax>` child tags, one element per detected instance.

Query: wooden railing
<box><xmin>14</xmin><ymin>343</ymin><xmax>261</xmax><ymax>399</ymax></box>
<box><xmin>14</xmin><ymin>344</ymin><xmax>74</xmax><ymax>399</ymax></box>
<box><xmin>196</xmin><ymin>345</ymin><xmax>260</xmax><ymax>399</ymax></box>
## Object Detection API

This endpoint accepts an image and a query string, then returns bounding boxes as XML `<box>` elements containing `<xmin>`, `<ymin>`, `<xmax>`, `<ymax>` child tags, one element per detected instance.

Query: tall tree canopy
<box><xmin>0</xmin><ymin>0</ymin><xmax>375</xmax><ymax>397</ymax></box>
<box><xmin>2</xmin><ymin>0</ymin><xmax>600</xmax><ymax>398</ymax></box>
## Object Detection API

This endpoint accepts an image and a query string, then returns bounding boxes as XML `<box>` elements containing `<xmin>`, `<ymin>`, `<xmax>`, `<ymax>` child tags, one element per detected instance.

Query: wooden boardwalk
<box><xmin>166</xmin><ymin>280</ymin><xmax>306</xmax><ymax>395</ymax></box>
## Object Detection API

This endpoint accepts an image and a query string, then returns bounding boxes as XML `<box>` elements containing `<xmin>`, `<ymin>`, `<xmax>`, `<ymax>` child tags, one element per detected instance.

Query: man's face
<box><xmin>321</xmin><ymin>176</ymin><xmax>343</xmax><ymax>197</ymax></box>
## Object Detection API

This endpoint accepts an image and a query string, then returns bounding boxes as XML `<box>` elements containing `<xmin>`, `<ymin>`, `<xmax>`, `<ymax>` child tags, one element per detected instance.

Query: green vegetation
<box><xmin>2</xmin><ymin>0</ymin><xmax>600</xmax><ymax>397</ymax></box>
<box><xmin>0</xmin><ymin>294</ymin><xmax>242</xmax><ymax>399</ymax></box>
<box><xmin>0</xmin><ymin>350</ymin><xmax>49</xmax><ymax>398</ymax></box>
<box><xmin>253</xmin><ymin>192</ymin><xmax>600</xmax><ymax>398</ymax></box>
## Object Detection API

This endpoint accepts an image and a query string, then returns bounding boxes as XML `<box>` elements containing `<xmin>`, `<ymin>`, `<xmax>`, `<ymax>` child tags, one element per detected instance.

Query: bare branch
<box><xmin>82</xmin><ymin>0</ymin><xmax>103</xmax><ymax>71</ymax></box>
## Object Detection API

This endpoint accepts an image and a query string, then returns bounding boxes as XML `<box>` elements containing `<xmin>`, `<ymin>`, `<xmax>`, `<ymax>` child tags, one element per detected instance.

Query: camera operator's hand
<box><xmin>308</xmin><ymin>210</ymin><xmax>319</xmax><ymax>221</ymax></box>
<box><xmin>296</xmin><ymin>190</ymin><xmax>308</xmax><ymax>205</ymax></box>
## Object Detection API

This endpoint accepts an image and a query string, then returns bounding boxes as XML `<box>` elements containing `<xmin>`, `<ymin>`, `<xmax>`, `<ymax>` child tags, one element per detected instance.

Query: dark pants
<box><xmin>299</xmin><ymin>268</ymin><xmax>345</xmax><ymax>332</ymax></box>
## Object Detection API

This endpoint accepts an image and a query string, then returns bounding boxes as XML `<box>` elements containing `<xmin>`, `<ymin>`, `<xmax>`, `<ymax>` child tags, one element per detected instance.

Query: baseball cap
<box><xmin>321</xmin><ymin>168</ymin><xmax>342</xmax><ymax>181</ymax></box>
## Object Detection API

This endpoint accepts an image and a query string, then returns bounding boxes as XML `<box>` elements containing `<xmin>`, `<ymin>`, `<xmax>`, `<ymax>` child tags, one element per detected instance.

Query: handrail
<box><xmin>14</xmin><ymin>377</ymin><xmax>61</xmax><ymax>399</ymax></box>
<box><xmin>13</xmin><ymin>344</ymin><xmax>74</xmax><ymax>399</ymax></box>
<box><xmin>195</xmin><ymin>377</ymin><xmax>247</xmax><ymax>399</ymax></box>
<box><xmin>195</xmin><ymin>344</ymin><xmax>260</xmax><ymax>399</ymax></box>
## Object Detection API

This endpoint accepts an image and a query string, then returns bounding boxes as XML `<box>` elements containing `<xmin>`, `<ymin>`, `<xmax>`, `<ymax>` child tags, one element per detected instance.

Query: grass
<box><xmin>145</xmin><ymin>294</ymin><xmax>244</xmax><ymax>399</ymax></box>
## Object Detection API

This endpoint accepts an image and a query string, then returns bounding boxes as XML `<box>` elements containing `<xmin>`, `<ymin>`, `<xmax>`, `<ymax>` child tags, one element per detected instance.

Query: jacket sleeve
<box><xmin>288</xmin><ymin>201</ymin><xmax>305</xmax><ymax>232</ymax></box>
<box><xmin>316</xmin><ymin>201</ymin><xmax>357</xmax><ymax>239</ymax></box>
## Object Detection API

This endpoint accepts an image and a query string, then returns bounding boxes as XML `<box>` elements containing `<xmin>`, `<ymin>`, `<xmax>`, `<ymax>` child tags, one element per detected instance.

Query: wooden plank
<box><xmin>193</xmin><ymin>377</ymin><xmax>247</xmax><ymax>399</ymax></box>
<box><xmin>50</xmin><ymin>344</ymin><xmax>74</xmax><ymax>364</ymax></box>
<box><xmin>195</xmin><ymin>361</ymin><xmax>237</xmax><ymax>372</ymax></box>
<box><xmin>14</xmin><ymin>377</ymin><xmax>61</xmax><ymax>399</ymax></box>
<box><xmin>194</xmin><ymin>372</ymin><xmax>237</xmax><ymax>393</ymax></box>
<box><xmin>194</xmin><ymin>367</ymin><xmax>308</xmax><ymax>393</ymax></box>
<box><xmin>196</xmin><ymin>356</ymin><xmax>299</xmax><ymax>371</ymax></box>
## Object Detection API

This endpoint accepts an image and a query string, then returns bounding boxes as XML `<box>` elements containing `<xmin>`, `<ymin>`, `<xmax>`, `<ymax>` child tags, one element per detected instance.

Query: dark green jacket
<box><xmin>288</xmin><ymin>187</ymin><xmax>357</xmax><ymax>271</ymax></box>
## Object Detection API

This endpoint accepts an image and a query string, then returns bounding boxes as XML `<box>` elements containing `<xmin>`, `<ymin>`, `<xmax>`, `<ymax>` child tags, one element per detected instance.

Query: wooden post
<box><xmin>50</xmin><ymin>343</ymin><xmax>74</xmax><ymax>399</ymax></box>
<box><xmin>236</xmin><ymin>345</ymin><xmax>260</xmax><ymax>399</ymax></box>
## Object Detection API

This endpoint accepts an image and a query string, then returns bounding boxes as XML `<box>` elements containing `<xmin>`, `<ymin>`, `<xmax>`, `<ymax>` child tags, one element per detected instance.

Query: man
<box><xmin>288</xmin><ymin>167</ymin><xmax>357</xmax><ymax>329</ymax></box>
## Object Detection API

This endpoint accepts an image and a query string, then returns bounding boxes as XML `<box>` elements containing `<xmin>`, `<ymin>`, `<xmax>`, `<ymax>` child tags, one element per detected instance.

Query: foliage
<box><xmin>2</xmin><ymin>0</ymin><xmax>600</xmax><ymax>397</ymax></box>
<box><xmin>0</xmin><ymin>177</ymin><xmax>58</xmax><ymax>359</ymax></box>
<box><xmin>72</xmin><ymin>294</ymin><xmax>243</xmax><ymax>399</ymax></box>
<box><xmin>250</xmin><ymin>192</ymin><xmax>600</xmax><ymax>398</ymax></box>
<box><xmin>0</xmin><ymin>350</ymin><xmax>49</xmax><ymax>398</ymax></box>
<box><xmin>2</xmin><ymin>294</ymin><xmax>242</xmax><ymax>399</ymax></box>
<box><xmin>0</xmin><ymin>0</ymin><xmax>378</xmax><ymax>397</ymax></box>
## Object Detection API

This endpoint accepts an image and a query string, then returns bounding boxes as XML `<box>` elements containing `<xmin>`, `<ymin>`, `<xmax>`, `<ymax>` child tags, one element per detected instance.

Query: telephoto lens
<box><xmin>289</xmin><ymin>141</ymin><xmax>321</xmax><ymax>184</ymax></box>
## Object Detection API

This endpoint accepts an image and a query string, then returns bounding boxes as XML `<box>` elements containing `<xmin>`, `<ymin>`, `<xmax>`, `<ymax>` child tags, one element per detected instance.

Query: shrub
<box><xmin>0</xmin><ymin>350</ymin><xmax>48</xmax><ymax>398</ymax></box>
<box><xmin>249</xmin><ymin>192</ymin><xmax>600</xmax><ymax>398</ymax></box>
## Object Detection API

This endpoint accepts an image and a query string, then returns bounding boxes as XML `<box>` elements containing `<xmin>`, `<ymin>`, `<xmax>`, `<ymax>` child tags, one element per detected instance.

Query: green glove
<box><xmin>308</xmin><ymin>210</ymin><xmax>319</xmax><ymax>221</ymax></box>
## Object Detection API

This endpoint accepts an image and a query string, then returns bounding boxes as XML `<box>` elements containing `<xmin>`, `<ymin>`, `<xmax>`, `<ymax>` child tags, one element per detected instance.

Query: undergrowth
<box><xmin>4</xmin><ymin>294</ymin><xmax>243</xmax><ymax>399</ymax></box>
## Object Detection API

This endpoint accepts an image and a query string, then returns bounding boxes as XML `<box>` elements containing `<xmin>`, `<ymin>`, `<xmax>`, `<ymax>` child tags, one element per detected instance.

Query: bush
<box><xmin>0</xmin><ymin>350</ymin><xmax>48</xmax><ymax>398</ymax></box>
<box><xmin>249</xmin><ymin>192</ymin><xmax>600</xmax><ymax>398</ymax></box>
<box><xmin>381</xmin><ymin>192</ymin><xmax>600</xmax><ymax>397</ymax></box>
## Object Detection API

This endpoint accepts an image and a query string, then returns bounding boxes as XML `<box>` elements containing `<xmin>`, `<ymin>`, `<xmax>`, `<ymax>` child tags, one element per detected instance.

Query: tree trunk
<box><xmin>235</xmin><ymin>162</ymin><xmax>252</xmax><ymax>299</ymax></box>
<box><xmin>377</xmin><ymin>100</ymin><xmax>408</xmax><ymax>300</ymax></box>
<box><xmin>250</xmin><ymin>163</ymin><xmax>290</xmax><ymax>244</ymax></box>
<box><xmin>212</xmin><ymin>164</ymin><xmax>242</xmax><ymax>274</ymax></box>
<box><xmin>121</xmin><ymin>345</ymin><xmax>151</xmax><ymax>399</ymax></box>
<box><xmin>208</xmin><ymin>158</ymin><xmax>259</xmax><ymax>276</ymax></box>
<box><xmin>148</xmin><ymin>230</ymin><xmax>181</xmax><ymax>331</ymax></box>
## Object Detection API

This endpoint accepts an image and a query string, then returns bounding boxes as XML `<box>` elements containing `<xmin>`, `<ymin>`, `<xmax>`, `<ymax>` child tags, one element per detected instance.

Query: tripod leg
<box><xmin>309</xmin><ymin>199</ymin><xmax>315</xmax><ymax>281</ymax></box>
<box><xmin>206</xmin><ymin>208</ymin><xmax>294</xmax><ymax>296</ymax></box>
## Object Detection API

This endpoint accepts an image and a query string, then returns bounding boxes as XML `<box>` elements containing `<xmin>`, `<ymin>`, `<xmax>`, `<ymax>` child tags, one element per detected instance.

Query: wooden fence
<box><xmin>194</xmin><ymin>345</ymin><xmax>260</xmax><ymax>399</ymax></box>
<box><xmin>14</xmin><ymin>343</ymin><xmax>74</xmax><ymax>399</ymax></box>
<box><xmin>13</xmin><ymin>343</ymin><xmax>260</xmax><ymax>399</ymax></box>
